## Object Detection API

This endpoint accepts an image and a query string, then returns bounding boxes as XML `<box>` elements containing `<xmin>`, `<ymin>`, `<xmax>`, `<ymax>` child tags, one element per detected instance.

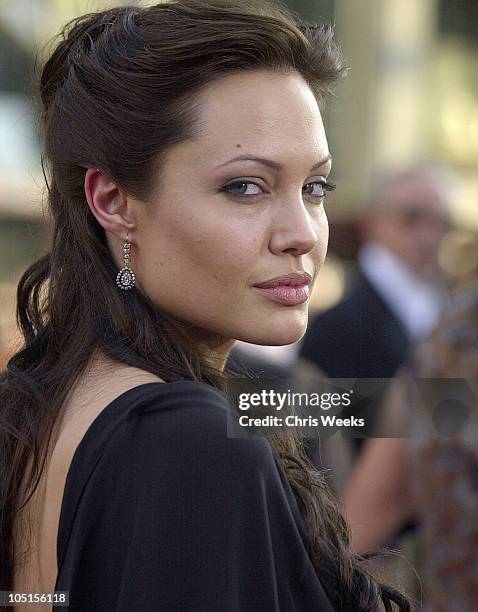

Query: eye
<box><xmin>221</xmin><ymin>180</ymin><xmax>263</xmax><ymax>198</ymax></box>
<box><xmin>303</xmin><ymin>180</ymin><xmax>336</xmax><ymax>201</ymax></box>
<box><xmin>220</xmin><ymin>179</ymin><xmax>337</xmax><ymax>201</ymax></box>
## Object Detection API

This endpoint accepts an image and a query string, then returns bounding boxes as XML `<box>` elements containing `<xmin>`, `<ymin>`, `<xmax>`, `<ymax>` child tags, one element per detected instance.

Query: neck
<box><xmin>188</xmin><ymin>328</ymin><xmax>236</xmax><ymax>371</ymax></box>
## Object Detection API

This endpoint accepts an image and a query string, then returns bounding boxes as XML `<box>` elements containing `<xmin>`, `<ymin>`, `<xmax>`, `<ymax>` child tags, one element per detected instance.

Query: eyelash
<box><xmin>221</xmin><ymin>179</ymin><xmax>336</xmax><ymax>202</ymax></box>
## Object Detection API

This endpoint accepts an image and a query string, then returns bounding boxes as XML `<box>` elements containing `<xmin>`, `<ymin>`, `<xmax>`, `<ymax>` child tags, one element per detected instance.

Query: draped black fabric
<box><xmin>54</xmin><ymin>381</ymin><xmax>336</xmax><ymax>611</ymax></box>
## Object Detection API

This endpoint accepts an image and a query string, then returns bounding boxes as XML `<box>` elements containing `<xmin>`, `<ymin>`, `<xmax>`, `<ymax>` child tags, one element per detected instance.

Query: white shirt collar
<box><xmin>358</xmin><ymin>242</ymin><xmax>448</xmax><ymax>340</ymax></box>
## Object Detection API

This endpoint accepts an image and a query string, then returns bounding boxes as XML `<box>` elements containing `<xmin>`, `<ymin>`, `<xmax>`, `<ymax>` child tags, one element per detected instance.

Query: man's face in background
<box><xmin>363</xmin><ymin>174</ymin><xmax>449</xmax><ymax>282</ymax></box>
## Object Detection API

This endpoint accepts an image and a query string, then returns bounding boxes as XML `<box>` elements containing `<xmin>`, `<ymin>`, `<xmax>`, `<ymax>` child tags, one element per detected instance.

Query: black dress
<box><xmin>53</xmin><ymin>380</ymin><xmax>336</xmax><ymax>611</ymax></box>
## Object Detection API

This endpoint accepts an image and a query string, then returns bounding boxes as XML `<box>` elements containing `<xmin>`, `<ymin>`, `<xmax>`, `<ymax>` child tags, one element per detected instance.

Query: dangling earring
<box><xmin>116</xmin><ymin>232</ymin><xmax>136</xmax><ymax>290</ymax></box>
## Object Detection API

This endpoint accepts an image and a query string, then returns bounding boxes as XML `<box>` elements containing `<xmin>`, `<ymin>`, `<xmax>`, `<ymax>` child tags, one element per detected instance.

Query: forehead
<box><xmin>181</xmin><ymin>69</ymin><xmax>329</xmax><ymax>164</ymax></box>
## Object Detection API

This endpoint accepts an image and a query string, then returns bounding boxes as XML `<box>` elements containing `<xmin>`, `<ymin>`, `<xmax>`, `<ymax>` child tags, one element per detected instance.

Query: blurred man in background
<box><xmin>298</xmin><ymin>165</ymin><xmax>452</xmax><ymax>597</ymax></box>
<box><xmin>299</xmin><ymin>164</ymin><xmax>451</xmax><ymax>470</ymax></box>
<box><xmin>300</xmin><ymin>165</ymin><xmax>450</xmax><ymax>385</ymax></box>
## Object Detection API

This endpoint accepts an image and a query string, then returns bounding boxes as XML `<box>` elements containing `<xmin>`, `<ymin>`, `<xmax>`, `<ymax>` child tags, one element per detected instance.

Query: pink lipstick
<box><xmin>253</xmin><ymin>271</ymin><xmax>312</xmax><ymax>306</ymax></box>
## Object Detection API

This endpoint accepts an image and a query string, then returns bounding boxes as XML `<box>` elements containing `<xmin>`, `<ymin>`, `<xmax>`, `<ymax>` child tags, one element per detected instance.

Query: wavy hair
<box><xmin>0</xmin><ymin>1</ymin><xmax>410</xmax><ymax>609</ymax></box>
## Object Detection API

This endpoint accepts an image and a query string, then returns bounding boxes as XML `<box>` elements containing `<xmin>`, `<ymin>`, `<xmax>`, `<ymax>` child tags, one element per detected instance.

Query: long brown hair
<box><xmin>0</xmin><ymin>1</ymin><xmax>410</xmax><ymax>609</ymax></box>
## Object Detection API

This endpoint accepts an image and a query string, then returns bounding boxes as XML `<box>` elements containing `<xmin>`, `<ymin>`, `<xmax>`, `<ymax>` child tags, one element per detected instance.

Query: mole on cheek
<box><xmin>236</xmin><ymin>143</ymin><xmax>241</xmax><ymax>148</ymax></box>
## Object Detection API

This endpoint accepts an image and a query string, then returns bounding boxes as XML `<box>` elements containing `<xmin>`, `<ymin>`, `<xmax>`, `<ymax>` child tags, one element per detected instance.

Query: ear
<box><xmin>84</xmin><ymin>168</ymin><xmax>136</xmax><ymax>241</ymax></box>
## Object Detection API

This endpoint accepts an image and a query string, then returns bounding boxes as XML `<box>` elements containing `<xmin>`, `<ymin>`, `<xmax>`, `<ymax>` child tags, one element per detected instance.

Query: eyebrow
<box><xmin>215</xmin><ymin>153</ymin><xmax>332</xmax><ymax>172</ymax></box>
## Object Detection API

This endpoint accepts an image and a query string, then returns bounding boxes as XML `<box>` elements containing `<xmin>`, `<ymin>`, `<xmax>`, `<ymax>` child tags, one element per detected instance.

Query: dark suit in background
<box><xmin>300</xmin><ymin>269</ymin><xmax>411</xmax><ymax>380</ymax></box>
<box><xmin>299</xmin><ymin>269</ymin><xmax>412</xmax><ymax>456</ymax></box>
<box><xmin>299</xmin><ymin>167</ymin><xmax>450</xmax><ymax>555</ymax></box>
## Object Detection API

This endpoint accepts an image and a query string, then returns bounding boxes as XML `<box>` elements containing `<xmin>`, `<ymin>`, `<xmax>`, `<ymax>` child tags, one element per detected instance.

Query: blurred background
<box><xmin>1</xmin><ymin>1</ymin><xmax>477</xmax><ymax>609</ymax></box>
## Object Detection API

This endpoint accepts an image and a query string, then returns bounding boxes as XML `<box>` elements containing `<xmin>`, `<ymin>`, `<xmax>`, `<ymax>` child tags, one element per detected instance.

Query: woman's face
<box><xmin>97</xmin><ymin>69</ymin><xmax>332</xmax><ymax>351</ymax></box>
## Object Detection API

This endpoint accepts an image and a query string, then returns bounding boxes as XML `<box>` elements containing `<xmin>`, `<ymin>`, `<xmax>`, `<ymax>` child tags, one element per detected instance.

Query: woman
<box><xmin>0</xmin><ymin>1</ymin><xmax>410</xmax><ymax>610</ymax></box>
<box><xmin>342</xmin><ymin>280</ymin><xmax>478</xmax><ymax>611</ymax></box>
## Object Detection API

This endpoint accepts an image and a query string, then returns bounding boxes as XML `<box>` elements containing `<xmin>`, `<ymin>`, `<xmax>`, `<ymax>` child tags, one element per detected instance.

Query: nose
<box><xmin>269</xmin><ymin>194</ymin><xmax>325</xmax><ymax>257</ymax></box>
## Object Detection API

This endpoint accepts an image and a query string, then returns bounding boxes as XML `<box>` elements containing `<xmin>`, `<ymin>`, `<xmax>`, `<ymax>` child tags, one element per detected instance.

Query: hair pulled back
<box><xmin>1</xmin><ymin>1</ymin><xmax>410</xmax><ymax>609</ymax></box>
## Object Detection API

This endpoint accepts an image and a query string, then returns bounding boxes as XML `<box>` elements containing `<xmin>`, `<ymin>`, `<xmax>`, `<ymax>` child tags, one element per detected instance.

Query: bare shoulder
<box><xmin>49</xmin><ymin>350</ymin><xmax>166</xmax><ymax>525</ymax></box>
<box><xmin>56</xmin><ymin>349</ymin><xmax>165</xmax><ymax>444</ymax></box>
<box><xmin>13</xmin><ymin>352</ymin><xmax>166</xmax><ymax>597</ymax></box>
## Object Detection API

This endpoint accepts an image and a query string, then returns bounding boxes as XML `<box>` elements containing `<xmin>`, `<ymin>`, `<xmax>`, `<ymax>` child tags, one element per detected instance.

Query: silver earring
<box><xmin>116</xmin><ymin>232</ymin><xmax>136</xmax><ymax>290</ymax></box>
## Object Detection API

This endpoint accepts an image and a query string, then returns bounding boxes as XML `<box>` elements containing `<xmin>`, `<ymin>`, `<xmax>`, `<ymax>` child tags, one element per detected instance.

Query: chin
<box><xmin>239</xmin><ymin>319</ymin><xmax>307</xmax><ymax>346</ymax></box>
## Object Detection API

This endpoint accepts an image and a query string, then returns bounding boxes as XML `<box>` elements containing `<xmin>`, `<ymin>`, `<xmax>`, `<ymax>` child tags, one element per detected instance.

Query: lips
<box><xmin>253</xmin><ymin>271</ymin><xmax>312</xmax><ymax>289</ymax></box>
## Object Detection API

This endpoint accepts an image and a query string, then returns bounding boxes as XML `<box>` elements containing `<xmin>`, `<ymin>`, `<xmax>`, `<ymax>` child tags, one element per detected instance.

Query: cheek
<box><xmin>145</xmin><ymin>213</ymin><xmax>261</xmax><ymax>297</ymax></box>
<box><xmin>185</xmin><ymin>229</ymin><xmax>260</xmax><ymax>283</ymax></box>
